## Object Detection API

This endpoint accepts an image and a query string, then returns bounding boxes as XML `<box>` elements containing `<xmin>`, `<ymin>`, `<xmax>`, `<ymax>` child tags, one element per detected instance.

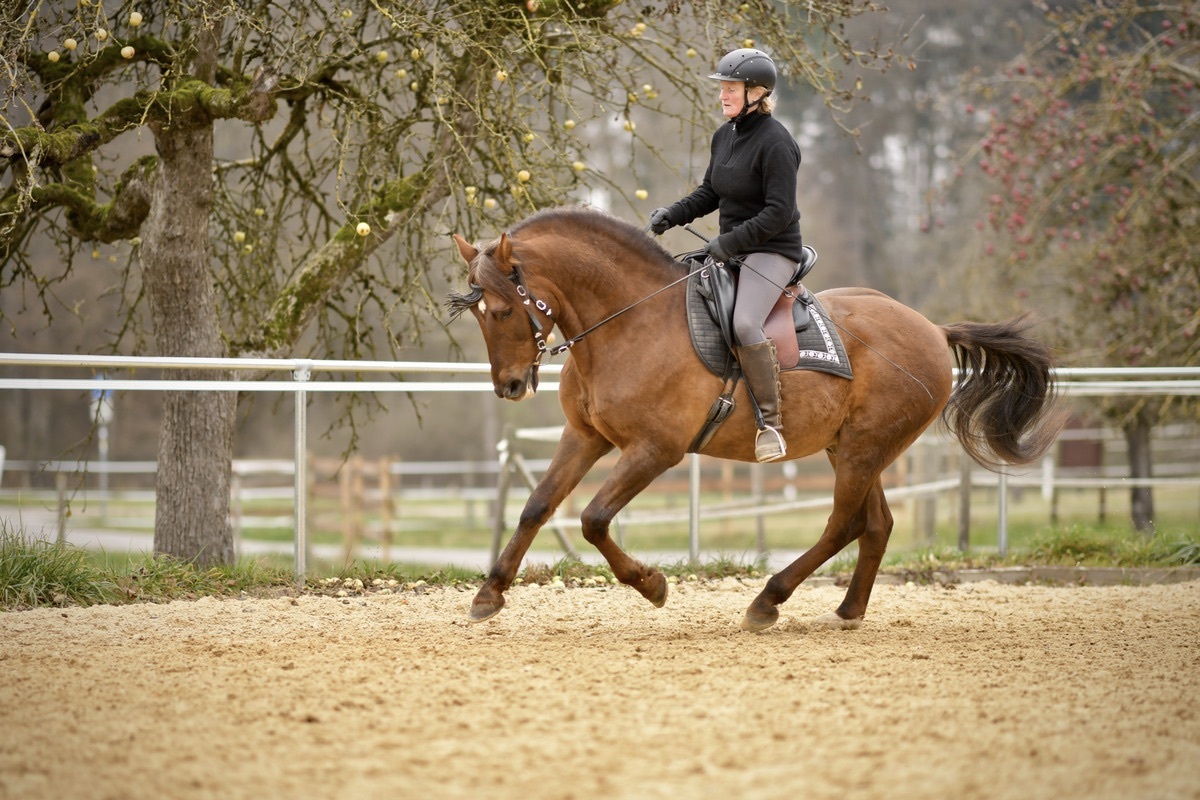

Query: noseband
<box><xmin>509</xmin><ymin>261</ymin><xmax>555</xmax><ymax>366</ymax></box>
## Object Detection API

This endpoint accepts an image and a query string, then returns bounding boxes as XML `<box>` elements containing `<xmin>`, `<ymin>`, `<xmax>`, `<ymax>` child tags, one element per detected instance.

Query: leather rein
<box><xmin>505</xmin><ymin>256</ymin><xmax>709</xmax><ymax>366</ymax></box>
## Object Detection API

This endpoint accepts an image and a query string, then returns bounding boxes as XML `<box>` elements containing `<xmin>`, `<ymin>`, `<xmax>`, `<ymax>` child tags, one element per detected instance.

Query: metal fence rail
<box><xmin>3</xmin><ymin>353</ymin><xmax>1199</xmax><ymax>581</ymax></box>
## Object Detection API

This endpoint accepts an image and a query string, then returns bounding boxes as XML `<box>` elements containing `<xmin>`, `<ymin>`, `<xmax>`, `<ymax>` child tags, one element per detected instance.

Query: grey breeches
<box><xmin>733</xmin><ymin>252</ymin><xmax>798</xmax><ymax>346</ymax></box>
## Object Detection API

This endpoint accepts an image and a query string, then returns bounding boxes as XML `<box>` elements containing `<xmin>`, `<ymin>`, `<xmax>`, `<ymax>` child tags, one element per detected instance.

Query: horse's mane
<box><xmin>511</xmin><ymin>206</ymin><xmax>680</xmax><ymax>272</ymax></box>
<box><xmin>447</xmin><ymin>206</ymin><xmax>681</xmax><ymax>321</ymax></box>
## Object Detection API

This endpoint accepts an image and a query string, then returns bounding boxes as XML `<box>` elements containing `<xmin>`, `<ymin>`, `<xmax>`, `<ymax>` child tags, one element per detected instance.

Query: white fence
<box><xmin>2</xmin><ymin>353</ymin><xmax>1199</xmax><ymax>582</ymax></box>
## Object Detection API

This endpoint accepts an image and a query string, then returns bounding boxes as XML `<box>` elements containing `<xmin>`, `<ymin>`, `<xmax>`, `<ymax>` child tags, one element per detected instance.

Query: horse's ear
<box><xmin>495</xmin><ymin>232</ymin><xmax>513</xmax><ymax>268</ymax></box>
<box><xmin>452</xmin><ymin>234</ymin><xmax>478</xmax><ymax>265</ymax></box>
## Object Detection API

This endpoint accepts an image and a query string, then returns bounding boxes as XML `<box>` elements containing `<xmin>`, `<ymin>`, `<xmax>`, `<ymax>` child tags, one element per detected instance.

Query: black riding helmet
<box><xmin>708</xmin><ymin>48</ymin><xmax>777</xmax><ymax>94</ymax></box>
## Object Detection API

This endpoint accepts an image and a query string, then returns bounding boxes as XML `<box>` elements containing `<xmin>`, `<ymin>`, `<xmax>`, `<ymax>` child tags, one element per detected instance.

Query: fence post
<box><xmin>957</xmin><ymin>452</ymin><xmax>971</xmax><ymax>551</ymax></box>
<box><xmin>912</xmin><ymin>439</ymin><xmax>937</xmax><ymax>544</ymax></box>
<box><xmin>490</xmin><ymin>434</ymin><xmax>512</xmax><ymax>569</ymax></box>
<box><xmin>292</xmin><ymin>361</ymin><xmax>312</xmax><ymax>586</ymax></box>
<box><xmin>380</xmin><ymin>457</ymin><xmax>393</xmax><ymax>564</ymax></box>
<box><xmin>231</xmin><ymin>473</ymin><xmax>243</xmax><ymax>559</ymax></box>
<box><xmin>689</xmin><ymin>454</ymin><xmax>701</xmax><ymax>562</ymax></box>
<box><xmin>997</xmin><ymin>465</ymin><xmax>1009</xmax><ymax>558</ymax></box>
<box><xmin>751</xmin><ymin>462</ymin><xmax>765</xmax><ymax>560</ymax></box>
<box><xmin>56</xmin><ymin>471</ymin><xmax>67</xmax><ymax>545</ymax></box>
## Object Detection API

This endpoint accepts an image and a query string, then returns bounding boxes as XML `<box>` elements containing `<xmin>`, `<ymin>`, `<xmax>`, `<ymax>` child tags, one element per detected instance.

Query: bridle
<box><xmin>504</xmin><ymin>253</ymin><xmax>707</xmax><ymax>367</ymax></box>
<box><xmin>508</xmin><ymin>260</ymin><xmax>555</xmax><ymax>364</ymax></box>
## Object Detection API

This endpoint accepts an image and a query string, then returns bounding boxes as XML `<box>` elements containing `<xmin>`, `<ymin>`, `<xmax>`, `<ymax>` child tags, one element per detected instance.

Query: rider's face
<box><xmin>719</xmin><ymin>81</ymin><xmax>765</xmax><ymax>118</ymax></box>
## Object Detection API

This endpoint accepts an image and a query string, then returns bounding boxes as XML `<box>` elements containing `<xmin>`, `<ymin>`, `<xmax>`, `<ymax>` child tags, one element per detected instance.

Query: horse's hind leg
<box><xmin>742</xmin><ymin>462</ymin><xmax>886</xmax><ymax>632</ymax></box>
<box><xmin>821</xmin><ymin>480</ymin><xmax>893</xmax><ymax>628</ymax></box>
<box><xmin>469</xmin><ymin>427</ymin><xmax>613</xmax><ymax>622</ymax></box>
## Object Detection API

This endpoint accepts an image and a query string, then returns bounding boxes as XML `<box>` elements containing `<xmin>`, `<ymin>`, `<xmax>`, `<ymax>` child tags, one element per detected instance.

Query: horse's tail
<box><xmin>940</xmin><ymin>314</ymin><xmax>1067</xmax><ymax>470</ymax></box>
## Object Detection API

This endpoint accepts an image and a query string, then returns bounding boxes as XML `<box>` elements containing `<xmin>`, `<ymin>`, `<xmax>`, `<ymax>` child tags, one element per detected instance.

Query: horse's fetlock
<box><xmin>764</xmin><ymin>574</ymin><xmax>790</xmax><ymax>602</ymax></box>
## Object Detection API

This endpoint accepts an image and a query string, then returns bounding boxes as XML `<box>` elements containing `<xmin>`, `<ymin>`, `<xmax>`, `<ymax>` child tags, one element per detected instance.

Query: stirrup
<box><xmin>754</xmin><ymin>426</ymin><xmax>787</xmax><ymax>463</ymax></box>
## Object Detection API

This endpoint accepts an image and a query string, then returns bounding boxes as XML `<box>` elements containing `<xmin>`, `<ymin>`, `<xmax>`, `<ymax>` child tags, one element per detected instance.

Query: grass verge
<box><xmin>1</xmin><ymin>519</ymin><xmax>1196</xmax><ymax>611</ymax></box>
<box><xmin>0</xmin><ymin>522</ymin><xmax>117</xmax><ymax>608</ymax></box>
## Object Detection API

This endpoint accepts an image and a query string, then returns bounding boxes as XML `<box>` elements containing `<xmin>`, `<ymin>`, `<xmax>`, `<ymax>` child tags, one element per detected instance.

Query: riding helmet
<box><xmin>708</xmin><ymin>48</ymin><xmax>777</xmax><ymax>94</ymax></box>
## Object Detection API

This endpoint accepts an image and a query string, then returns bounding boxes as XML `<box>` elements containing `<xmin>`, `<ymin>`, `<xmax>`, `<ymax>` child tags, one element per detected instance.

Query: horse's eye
<box><xmin>498</xmin><ymin>308</ymin><xmax>514</xmax><ymax>321</ymax></box>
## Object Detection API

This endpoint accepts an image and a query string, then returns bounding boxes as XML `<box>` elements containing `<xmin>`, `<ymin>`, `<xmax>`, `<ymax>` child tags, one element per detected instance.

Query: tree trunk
<box><xmin>1123</xmin><ymin>410</ymin><xmax>1155</xmax><ymax>535</ymax></box>
<box><xmin>139</xmin><ymin>10</ymin><xmax>236</xmax><ymax>566</ymax></box>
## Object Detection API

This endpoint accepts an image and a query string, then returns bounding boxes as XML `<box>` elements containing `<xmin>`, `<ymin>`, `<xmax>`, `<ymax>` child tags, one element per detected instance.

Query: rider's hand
<box><xmin>705</xmin><ymin>234</ymin><xmax>734</xmax><ymax>264</ymax></box>
<box><xmin>648</xmin><ymin>207</ymin><xmax>673</xmax><ymax>236</ymax></box>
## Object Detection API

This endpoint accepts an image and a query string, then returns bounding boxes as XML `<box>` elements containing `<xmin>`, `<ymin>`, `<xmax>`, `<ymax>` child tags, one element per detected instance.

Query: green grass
<box><xmin>3</xmin><ymin>502</ymin><xmax>1198</xmax><ymax>611</ymax></box>
<box><xmin>110</xmin><ymin>554</ymin><xmax>296</xmax><ymax>602</ymax></box>
<box><xmin>0</xmin><ymin>520</ymin><xmax>295</xmax><ymax>609</ymax></box>
<box><xmin>0</xmin><ymin>521</ymin><xmax>117</xmax><ymax>608</ymax></box>
<box><xmin>862</xmin><ymin>524</ymin><xmax>1200</xmax><ymax>584</ymax></box>
<box><xmin>1020</xmin><ymin>525</ymin><xmax>1200</xmax><ymax>568</ymax></box>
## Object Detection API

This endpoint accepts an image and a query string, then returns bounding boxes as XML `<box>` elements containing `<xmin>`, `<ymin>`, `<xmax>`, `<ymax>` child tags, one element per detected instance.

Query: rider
<box><xmin>649</xmin><ymin>48</ymin><xmax>802</xmax><ymax>462</ymax></box>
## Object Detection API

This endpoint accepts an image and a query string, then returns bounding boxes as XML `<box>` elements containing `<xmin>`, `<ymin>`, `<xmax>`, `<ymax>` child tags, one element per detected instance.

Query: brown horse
<box><xmin>448</xmin><ymin>206</ymin><xmax>1063</xmax><ymax>632</ymax></box>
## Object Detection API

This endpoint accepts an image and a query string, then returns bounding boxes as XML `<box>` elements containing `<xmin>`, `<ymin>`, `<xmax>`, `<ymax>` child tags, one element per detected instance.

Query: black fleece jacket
<box><xmin>665</xmin><ymin>111</ymin><xmax>803</xmax><ymax>262</ymax></box>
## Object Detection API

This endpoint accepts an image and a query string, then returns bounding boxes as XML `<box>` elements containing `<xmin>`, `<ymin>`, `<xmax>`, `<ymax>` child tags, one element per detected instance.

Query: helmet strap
<box><xmin>732</xmin><ymin>87</ymin><xmax>762</xmax><ymax>124</ymax></box>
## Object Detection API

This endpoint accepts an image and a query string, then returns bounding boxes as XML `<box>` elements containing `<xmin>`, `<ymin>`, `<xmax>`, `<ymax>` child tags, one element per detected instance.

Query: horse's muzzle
<box><xmin>496</xmin><ymin>365</ymin><xmax>539</xmax><ymax>401</ymax></box>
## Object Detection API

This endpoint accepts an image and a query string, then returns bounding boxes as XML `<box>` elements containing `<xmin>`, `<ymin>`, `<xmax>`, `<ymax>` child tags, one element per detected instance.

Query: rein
<box><xmin>509</xmin><ymin>257</ymin><xmax>708</xmax><ymax>363</ymax></box>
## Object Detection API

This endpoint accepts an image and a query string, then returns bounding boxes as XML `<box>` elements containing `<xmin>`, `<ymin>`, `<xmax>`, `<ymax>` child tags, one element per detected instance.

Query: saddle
<box><xmin>683</xmin><ymin>246</ymin><xmax>853</xmax><ymax>452</ymax></box>
<box><xmin>684</xmin><ymin>247</ymin><xmax>853</xmax><ymax>378</ymax></box>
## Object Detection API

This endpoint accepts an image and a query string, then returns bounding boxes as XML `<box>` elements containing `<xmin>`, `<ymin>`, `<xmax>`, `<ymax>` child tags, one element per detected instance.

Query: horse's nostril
<box><xmin>500</xmin><ymin>379</ymin><xmax>524</xmax><ymax>400</ymax></box>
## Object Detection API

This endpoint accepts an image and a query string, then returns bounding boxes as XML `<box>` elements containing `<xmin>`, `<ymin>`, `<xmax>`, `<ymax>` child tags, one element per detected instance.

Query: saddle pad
<box><xmin>787</xmin><ymin>291</ymin><xmax>854</xmax><ymax>379</ymax></box>
<box><xmin>685</xmin><ymin>268</ymin><xmax>854</xmax><ymax>381</ymax></box>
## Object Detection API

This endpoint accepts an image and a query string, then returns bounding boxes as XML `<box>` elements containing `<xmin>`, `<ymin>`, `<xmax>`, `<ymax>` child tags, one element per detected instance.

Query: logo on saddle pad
<box><xmin>684</xmin><ymin>255</ymin><xmax>853</xmax><ymax>381</ymax></box>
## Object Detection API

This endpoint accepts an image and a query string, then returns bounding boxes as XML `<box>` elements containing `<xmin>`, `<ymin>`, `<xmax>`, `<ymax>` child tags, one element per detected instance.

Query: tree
<box><xmin>2</xmin><ymin>1</ymin><xmax>901</xmax><ymax>564</ymax></box>
<box><xmin>800</xmin><ymin>0</ymin><xmax>1047</xmax><ymax>302</ymax></box>
<box><xmin>963</xmin><ymin>0</ymin><xmax>1199</xmax><ymax>531</ymax></box>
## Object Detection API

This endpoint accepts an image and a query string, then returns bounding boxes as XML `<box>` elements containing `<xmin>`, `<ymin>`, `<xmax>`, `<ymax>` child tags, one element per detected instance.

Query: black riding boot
<box><xmin>735</xmin><ymin>340</ymin><xmax>787</xmax><ymax>462</ymax></box>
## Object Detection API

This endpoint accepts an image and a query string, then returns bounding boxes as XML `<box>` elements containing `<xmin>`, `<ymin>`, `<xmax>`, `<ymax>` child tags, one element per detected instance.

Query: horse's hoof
<box><xmin>812</xmin><ymin>611</ymin><xmax>862</xmax><ymax>630</ymax></box>
<box><xmin>467</xmin><ymin>591</ymin><xmax>505</xmax><ymax>623</ymax></box>
<box><xmin>740</xmin><ymin>603</ymin><xmax>780</xmax><ymax>632</ymax></box>
<box><xmin>639</xmin><ymin>571</ymin><xmax>669</xmax><ymax>608</ymax></box>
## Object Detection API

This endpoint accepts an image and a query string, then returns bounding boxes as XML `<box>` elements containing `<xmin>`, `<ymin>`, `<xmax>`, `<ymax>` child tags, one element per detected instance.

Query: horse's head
<box><xmin>447</xmin><ymin>232</ymin><xmax>546</xmax><ymax>401</ymax></box>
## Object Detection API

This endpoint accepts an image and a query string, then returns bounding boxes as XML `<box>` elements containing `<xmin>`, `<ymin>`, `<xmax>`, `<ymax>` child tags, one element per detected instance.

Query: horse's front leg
<box><xmin>469</xmin><ymin>428</ymin><xmax>612</xmax><ymax>622</ymax></box>
<box><xmin>578</xmin><ymin>447</ymin><xmax>679</xmax><ymax>609</ymax></box>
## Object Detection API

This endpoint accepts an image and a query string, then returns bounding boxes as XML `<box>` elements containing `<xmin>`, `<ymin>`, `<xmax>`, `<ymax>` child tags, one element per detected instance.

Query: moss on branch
<box><xmin>2</xmin><ymin>75</ymin><xmax>277</xmax><ymax>169</ymax></box>
<box><xmin>1</xmin><ymin>157</ymin><xmax>156</xmax><ymax>246</ymax></box>
<box><xmin>237</xmin><ymin>174</ymin><xmax>428</xmax><ymax>356</ymax></box>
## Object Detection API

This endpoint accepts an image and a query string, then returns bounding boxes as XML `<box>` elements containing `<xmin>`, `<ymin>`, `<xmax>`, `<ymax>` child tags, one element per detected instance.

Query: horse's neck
<box><xmin>543</xmin><ymin>253</ymin><xmax>683</xmax><ymax>331</ymax></box>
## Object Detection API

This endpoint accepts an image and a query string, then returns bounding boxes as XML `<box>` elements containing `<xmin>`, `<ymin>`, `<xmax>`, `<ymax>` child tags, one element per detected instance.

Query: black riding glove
<box><xmin>648</xmin><ymin>207</ymin><xmax>674</xmax><ymax>235</ymax></box>
<box><xmin>705</xmin><ymin>234</ymin><xmax>734</xmax><ymax>264</ymax></box>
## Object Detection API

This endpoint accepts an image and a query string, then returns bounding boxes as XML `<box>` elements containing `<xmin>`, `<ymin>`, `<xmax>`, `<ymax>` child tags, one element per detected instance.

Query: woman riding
<box><xmin>648</xmin><ymin>48</ymin><xmax>803</xmax><ymax>463</ymax></box>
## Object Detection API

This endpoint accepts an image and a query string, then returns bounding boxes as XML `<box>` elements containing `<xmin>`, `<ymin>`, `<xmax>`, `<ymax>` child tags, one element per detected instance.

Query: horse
<box><xmin>447</xmin><ymin>206</ymin><xmax>1064</xmax><ymax>632</ymax></box>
